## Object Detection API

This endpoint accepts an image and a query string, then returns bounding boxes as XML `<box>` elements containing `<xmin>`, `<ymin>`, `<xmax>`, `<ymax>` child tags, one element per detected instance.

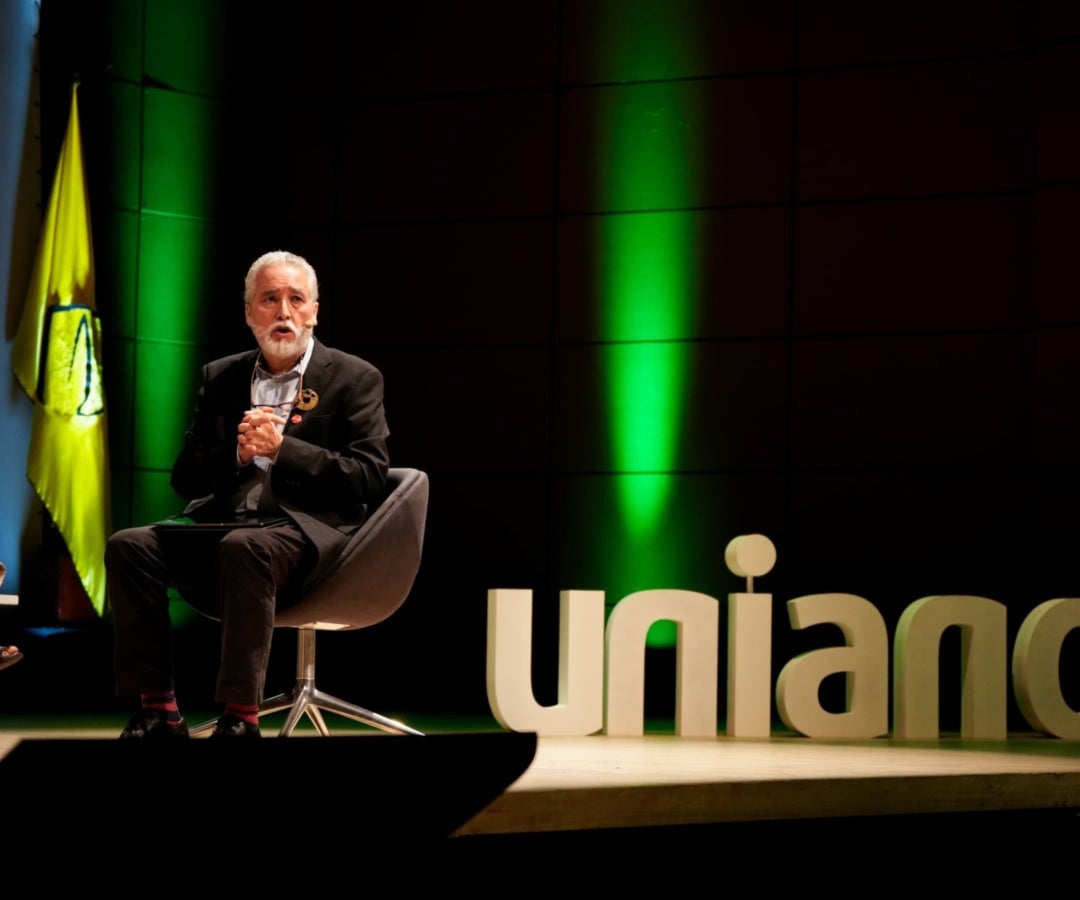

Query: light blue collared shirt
<box><xmin>238</xmin><ymin>339</ymin><xmax>314</xmax><ymax>513</ymax></box>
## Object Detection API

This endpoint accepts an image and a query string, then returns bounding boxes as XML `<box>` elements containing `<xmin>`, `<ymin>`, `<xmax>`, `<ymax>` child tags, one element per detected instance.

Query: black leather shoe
<box><xmin>210</xmin><ymin>713</ymin><xmax>261</xmax><ymax>739</ymax></box>
<box><xmin>119</xmin><ymin>709</ymin><xmax>189</xmax><ymax>739</ymax></box>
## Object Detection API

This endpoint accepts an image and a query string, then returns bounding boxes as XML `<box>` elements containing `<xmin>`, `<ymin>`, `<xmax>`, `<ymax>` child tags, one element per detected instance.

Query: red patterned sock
<box><xmin>225</xmin><ymin>703</ymin><xmax>260</xmax><ymax>725</ymax></box>
<box><xmin>141</xmin><ymin>690</ymin><xmax>183</xmax><ymax>725</ymax></box>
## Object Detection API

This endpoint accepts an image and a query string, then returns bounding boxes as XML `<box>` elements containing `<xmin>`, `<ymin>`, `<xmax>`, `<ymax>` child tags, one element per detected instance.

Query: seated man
<box><xmin>107</xmin><ymin>250</ymin><xmax>390</xmax><ymax>739</ymax></box>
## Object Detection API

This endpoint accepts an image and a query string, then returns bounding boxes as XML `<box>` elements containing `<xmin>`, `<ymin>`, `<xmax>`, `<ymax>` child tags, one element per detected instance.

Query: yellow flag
<box><xmin>12</xmin><ymin>82</ymin><xmax>111</xmax><ymax>616</ymax></box>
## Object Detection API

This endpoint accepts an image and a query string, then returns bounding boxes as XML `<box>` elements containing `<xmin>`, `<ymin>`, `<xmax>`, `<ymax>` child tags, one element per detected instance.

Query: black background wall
<box><xmin>8</xmin><ymin>0</ymin><xmax>1079</xmax><ymax>733</ymax></box>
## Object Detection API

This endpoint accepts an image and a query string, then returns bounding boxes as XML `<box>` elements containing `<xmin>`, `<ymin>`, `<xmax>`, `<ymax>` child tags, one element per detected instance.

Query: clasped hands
<box><xmin>237</xmin><ymin>405</ymin><xmax>285</xmax><ymax>464</ymax></box>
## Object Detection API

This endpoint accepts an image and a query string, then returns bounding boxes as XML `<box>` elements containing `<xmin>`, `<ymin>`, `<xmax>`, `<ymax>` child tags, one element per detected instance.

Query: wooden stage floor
<box><xmin>451</xmin><ymin>731</ymin><xmax>1080</xmax><ymax>837</ymax></box>
<box><xmin>449</xmin><ymin>729</ymin><xmax>1080</xmax><ymax>881</ymax></box>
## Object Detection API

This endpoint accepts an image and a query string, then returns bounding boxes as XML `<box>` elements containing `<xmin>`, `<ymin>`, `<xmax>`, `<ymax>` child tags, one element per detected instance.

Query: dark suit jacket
<box><xmin>170</xmin><ymin>338</ymin><xmax>390</xmax><ymax>589</ymax></box>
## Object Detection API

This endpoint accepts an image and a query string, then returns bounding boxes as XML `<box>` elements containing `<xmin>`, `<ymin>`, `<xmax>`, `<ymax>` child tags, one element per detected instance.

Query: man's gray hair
<box><xmin>243</xmin><ymin>250</ymin><xmax>319</xmax><ymax>305</ymax></box>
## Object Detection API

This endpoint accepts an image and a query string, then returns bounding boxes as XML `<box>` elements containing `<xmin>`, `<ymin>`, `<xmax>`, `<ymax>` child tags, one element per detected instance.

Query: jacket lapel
<box><xmin>284</xmin><ymin>339</ymin><xmax>331</xmax><ymax>432</ymax></box>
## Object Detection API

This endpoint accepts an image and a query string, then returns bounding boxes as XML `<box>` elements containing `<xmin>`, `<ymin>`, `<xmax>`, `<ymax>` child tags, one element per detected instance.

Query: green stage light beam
<box><xmin>595</xmin><ymin>17</ymin><xmax>703</xmax><ymax>648</ymax></box>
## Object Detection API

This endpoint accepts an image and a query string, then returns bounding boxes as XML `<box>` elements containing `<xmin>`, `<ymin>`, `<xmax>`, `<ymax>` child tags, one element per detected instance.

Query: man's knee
<box><xmin>106</xmin><ymin>526</ymin><xmax>155</xmax><ymax>564</ymax></box>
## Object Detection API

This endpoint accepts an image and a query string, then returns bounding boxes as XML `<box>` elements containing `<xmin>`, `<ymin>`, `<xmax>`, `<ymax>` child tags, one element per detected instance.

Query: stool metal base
<box><xmin>190</xmin><ymin>627</ymin><xmax>424</xmax><ymax>738</ymax></box>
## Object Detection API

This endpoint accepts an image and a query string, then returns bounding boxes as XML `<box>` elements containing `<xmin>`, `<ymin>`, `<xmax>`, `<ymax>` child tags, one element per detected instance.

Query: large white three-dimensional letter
<box><xmin>1012</xmin><ymin>597</ymin><xmax>1080</xmax><ymax>740</ymax></box>
<box><xmin>775</xmin><ymin>593</ymin><xmax>889</xmax><ymax>739</ymax></box>
<box><xmin>605</xmin><ymin>589</ymin><xmax>719</xmax><ymax>737</ymax></box>
<box><xmin>486</xmin><ymin>588</ymin><xmax>605</xmax><ymax>735</ymax></box>
<box><xmin>893</xmin><ymin>595</ymin><xmax>1007</xmax><ymax>740</ymax></box>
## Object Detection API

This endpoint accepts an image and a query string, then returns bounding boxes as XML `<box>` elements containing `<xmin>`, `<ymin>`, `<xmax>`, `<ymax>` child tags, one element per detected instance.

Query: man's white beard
<box><xmin>253</xmin><ymin>321</ymin><xmax>312</xmax><ymax>368</ymax></box>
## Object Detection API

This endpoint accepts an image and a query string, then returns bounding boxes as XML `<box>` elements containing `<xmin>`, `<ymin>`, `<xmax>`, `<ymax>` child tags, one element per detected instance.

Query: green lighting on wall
<box><xmin>102</xmin><ymin>1</ymin><xmax>225</xmax><ymax>627</ymax></box>
<box><xmin>132</xmin><ymin>92</ymin><xmax>221</xmax><ymax>523</ymax></box>
<box><xmin>596</xmin><ymin>12</ymin><xmax>703</xmax><ymax>648</ymax></box>
<box><xmin>603</xmin><ymin>214</ymin><xmax>694</xmax><ymax>538</ymax></box>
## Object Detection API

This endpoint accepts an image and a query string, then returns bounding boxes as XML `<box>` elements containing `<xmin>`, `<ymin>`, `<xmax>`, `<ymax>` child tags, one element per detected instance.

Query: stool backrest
<box><xmin>275</xmin><ymin>467</ymin><xmax>429</xmax><ymax>630</ymax></box>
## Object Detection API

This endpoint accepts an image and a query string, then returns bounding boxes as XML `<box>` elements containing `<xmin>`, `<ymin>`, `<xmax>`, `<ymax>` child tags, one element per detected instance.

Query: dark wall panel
<box><xmin>337</xmin><ymin>1</ymin><xmax>559</xmax><ymax>97</ymax></box>
<box><xmin>785</xmin><ymin>470</ymin><xmax>1034</xmax><ymax>603</ymax></box>
<box><xmin>280</xmin><ymin>103</ymin><xmax>341</xmax><ymax>227</ymax></box>
<box><xmin>794</xmin><ymin>195</ymin><xmax>1033</xmax><ymax>334</ymax></box>
<box><xmin>797</xmin><ymin>58</ymin><xmax>1032</xmax><ymax>201</ymax></box>
<box><xmin>341</xmin><ymin>93</ymin><xmax>557</xmax><ymax>223</ymax></box>
<box><xmin>366</xmin><ymin>346</ymin><xmax>552</xmax><ymax>474</ymax></box>
<box><xmin>1033</xmin><ymin>468</ymin><xmax>1080</xmax><ymax>594</ymax></box>
<box><xmin>1035</xmin><ymin>42</ymin><xmax>1080</xmax><ymax>182</ymax></box>
<box><xmin>336</xmin><ymin>219</ymin><xmax>555</xmax><ymax>347</ymax></box>
<box><xmin>798</xmin><ymin>0</ymin><xmax>1034</xmax><ymax>67</ymax></box>
<box><xmin>790</xmin><ymin>333</ymin><xmax>1031</xmax><ymax>470</ymax></box>
<box><xmin>1034</xmin><ymin>327</ymin><xmax>1080</xmax><ymax>467</ymax></box>
<box><xmin>1035</xmin><ymin>186</ymin><xmax>1080</xmax><ymax>325</ymax></box>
